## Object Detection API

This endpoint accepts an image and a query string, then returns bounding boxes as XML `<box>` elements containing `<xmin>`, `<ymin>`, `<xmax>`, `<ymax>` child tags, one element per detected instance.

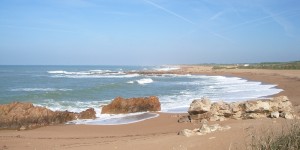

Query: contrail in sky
<box><xmin>223</xmin><ymin>9</ymin><xmax>300</xmax><ymax>33</ymax></box>
<box><xmin>209</xmin><ymin>11</ymin><xmax>225</xmax><ymax>21</ymax></box>
<box><xmin>210</xmin><ymin>32</ymin><xmax>235</xmax><ymax>43</ymax></box>
<box><xmin>143</xmin><ymin>0</ymin><xmax>195</xmax><ymax>25</ymax></box>
<box><xmin>261</xmin><ymin>6</ymin><xmax>296</xmax><ymax>38</ymax></box>
<box><xmin>144</xmin><ymin>0</ymin><xmax>235</xmax><ymax>43</ymax></box>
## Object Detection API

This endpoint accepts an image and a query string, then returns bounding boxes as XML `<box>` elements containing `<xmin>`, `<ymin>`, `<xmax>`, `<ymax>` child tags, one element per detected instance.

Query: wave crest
<box><xmin>10</xmin><ymin>88</ymin><xmax>72</xmax><ymax>92</ymax></box>
<box><xmin>48</xmin><ymin>70</ymin><xmax>140</xmax><ymax>78</ymax></box>
<box><xmin>136</xmin><ymin>78</ymin><xmax>153</xmax><ymax>84</ymax></box>
<box><xmin>154</xmin><ymin>66</ymin><xmax>180</xmax><ymax>71</ymax></box>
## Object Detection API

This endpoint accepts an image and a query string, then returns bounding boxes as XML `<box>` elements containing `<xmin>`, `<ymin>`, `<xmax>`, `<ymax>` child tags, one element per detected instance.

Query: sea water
<box><xmin>0</xmin><ymin>65</ymin><xmax>282</xmax><ymax>125</ymax></box>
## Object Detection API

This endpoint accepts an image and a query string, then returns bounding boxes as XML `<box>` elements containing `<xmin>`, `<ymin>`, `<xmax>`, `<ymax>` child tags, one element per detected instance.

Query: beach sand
<box><xmin>1</xmin><ymin>66</ymin><xmax>300</xmax><ymax>150</ymax></box>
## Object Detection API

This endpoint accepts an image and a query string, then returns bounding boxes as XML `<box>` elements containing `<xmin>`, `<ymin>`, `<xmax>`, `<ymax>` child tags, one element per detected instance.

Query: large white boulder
<box><xmin>188</xmin><ymin>97</ymin><xmax>211</xmax><ymax>115</ymax></box>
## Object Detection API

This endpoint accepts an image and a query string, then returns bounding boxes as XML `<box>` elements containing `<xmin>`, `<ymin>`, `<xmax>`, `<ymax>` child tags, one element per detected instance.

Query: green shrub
<box><xmin>237</xmin><ymin>61</ymin><xmax>300</xmax><ymax>70</ymax></box>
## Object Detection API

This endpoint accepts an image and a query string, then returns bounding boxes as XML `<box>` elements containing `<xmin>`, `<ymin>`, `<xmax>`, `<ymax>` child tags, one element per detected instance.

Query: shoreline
<box><xmin>1</xmin><ymin>66</ymin><xmax>300</xmax><ymax>150</ymax></box>
<box><xmin>143</xmin><ymin>65</ymin><xmax>300</xmax><ymax>105</ymax></box>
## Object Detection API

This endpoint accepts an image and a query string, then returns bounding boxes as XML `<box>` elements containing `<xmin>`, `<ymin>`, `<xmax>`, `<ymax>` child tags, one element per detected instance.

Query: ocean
<box><xmin>0</xmin><ymin>65</ymin><xmax>282</xmax><ymax>125</ymax></box>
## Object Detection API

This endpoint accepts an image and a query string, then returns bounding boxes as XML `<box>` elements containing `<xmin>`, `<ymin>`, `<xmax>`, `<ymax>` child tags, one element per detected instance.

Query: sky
<box><xmin>0</xmin><ymin>0</ymin><xmax>300</xmax><ymax>65</ymax></box>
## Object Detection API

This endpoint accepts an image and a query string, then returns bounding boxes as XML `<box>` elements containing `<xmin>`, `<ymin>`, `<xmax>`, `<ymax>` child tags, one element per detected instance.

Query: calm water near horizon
<box><xmin>0</xmin><ymin>65</ymin><xmax>283</xmax><ymax>125</ymax></box>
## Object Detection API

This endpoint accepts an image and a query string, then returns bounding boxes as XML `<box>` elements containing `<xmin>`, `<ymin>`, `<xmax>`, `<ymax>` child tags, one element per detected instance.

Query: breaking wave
<box><xmin>153</xmin><ymin>66</ymin><xmax>180</xmax><ymax>71</ymax></box>
<box><xmin>48</xmin><ymin>70</ymin><xmax>139</xmax><ymax>78</ymax></box>
<box><xmin>127</xmin><ymin>78</ymin><xmax>154</xmax><ymax>85</ymax></box>
<box><xmin>10</xmin><ymin>88</ymin><xmax>72</xmax><ymax>92</ymax></box>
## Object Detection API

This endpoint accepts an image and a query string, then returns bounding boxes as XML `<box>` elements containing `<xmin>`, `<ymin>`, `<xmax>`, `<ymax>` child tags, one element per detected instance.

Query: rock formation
<box><xmin>179</xmin><ymin>96</ymin><xmax>295</xmax><ymax>123</ymax></box>
<box><xmin>78</xmin><ymin>108</ymin><xmax>96</xmax><ymax>119</ymax></box>
<box><xmin>188</xmin><ymin>97</ymin><xmax>211</xmax><ymax>115</ymax></box>
<box><xmin>0</xmin><ymin>102</ymin><xmax>96</xmax><ymax>130</ymax></box>
<box><xmin>178</xmin><ymin>122</ymin><xmax>231</xmax><ymax>137</ymax></box>
<box><xmin>101</xmin><ymin>96</ymin><xmax>161</xmax><ymax>114</ymax></box>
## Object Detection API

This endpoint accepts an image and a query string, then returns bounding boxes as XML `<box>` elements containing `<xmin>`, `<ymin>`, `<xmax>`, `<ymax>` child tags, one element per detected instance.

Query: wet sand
<box><xmin>1</xmin><ymin>66</ymin><xmax>300</xmax><ymax>150</ymax></box>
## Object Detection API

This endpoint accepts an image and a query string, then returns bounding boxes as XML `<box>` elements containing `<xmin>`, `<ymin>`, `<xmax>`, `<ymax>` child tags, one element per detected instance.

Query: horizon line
<box><xmin>0</xmin><ymin>60</ymin><xmax>299</xmax><ymax>66</ymax></box>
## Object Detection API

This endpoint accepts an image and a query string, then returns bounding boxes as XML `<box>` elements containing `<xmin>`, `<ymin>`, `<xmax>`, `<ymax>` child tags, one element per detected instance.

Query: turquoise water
<box><xmin>0</xmin><ymin>65</ymin><xmax>282</xmax><ymax>124</ymax></box>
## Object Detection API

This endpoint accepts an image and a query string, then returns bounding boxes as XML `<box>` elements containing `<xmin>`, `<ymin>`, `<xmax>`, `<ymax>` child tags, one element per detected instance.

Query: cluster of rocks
<box><xmin>0</xmin><ymin>96</ymin><xmax>161</xmax><ymax>130</ymax></box>
<box><xmin>101</xmin><ymin>96</ymin><xmax>161</xmax><ymax>114</ymax></box>
<box><xmin>179</xmin><ymin>96</ymin><xmax>295</xmax><ymax>124</ymax></box>
<box><xmin>0</xmin><ymin>102</ymin><xmax>96</xmax><ymax>130</ymax></box>
<box><xmin>179</xmin><ymin>120</ymin><xmax>231</xmax><ymax>137</ymax></box>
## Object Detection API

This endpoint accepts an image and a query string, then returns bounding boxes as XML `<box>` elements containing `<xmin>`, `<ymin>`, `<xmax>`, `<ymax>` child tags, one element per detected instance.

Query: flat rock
<box><xmin>178</xmin><ymin>129</ymin><xmax>196</xmax><ymax>137</ymax></box>
<box><xmin>179</xmin><ymin>123</ymin><xmax>231</xmax><ymax>137</ymax></box>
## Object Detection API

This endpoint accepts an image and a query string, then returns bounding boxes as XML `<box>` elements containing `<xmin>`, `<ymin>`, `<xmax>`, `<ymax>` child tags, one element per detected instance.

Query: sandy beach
<box><xmin>1</xmin><ymin>66</ymin><xmax>300</xmax><ymax>150</ymax></box>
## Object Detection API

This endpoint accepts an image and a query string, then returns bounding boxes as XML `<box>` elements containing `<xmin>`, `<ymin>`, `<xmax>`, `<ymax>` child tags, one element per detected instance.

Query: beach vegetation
<box><xmin>212</xmin><ymin>65</ymin><xmax>237</xmax><ymax>70</ymax></box>
<box><xmin>247</xmin><ymin>121</ymin><xmax>300</xmax><ymax>150</ymax></box>
<box><xmin>238</xmin><ymin>61</ymin><xmax>300</xmax><ymax>70</ymax></box>
<box><xmin>211</xmin><ymin>61</ymin><xmax>300</xmax><ymax>70</ymax></box>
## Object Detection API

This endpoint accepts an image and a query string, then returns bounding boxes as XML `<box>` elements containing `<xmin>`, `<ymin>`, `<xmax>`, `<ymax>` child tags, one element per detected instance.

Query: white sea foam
<box><xmin>127</xmin><ymin>81</ymin><xmax>134</xmax><ymax>84</ymax></box>
<box><xmin>34</xmin><ymin>74</ymin><xmax>283</xmax><ymax>115</ymax></box>
<box><xmin>89</xmin><ymin>70</ymin><xmax>112</xmax><ymax>73</ymax></box>
<box><xmin>67</xmin><ymin>113</ymin><xmax>159</xmax><ymax>125</ymax></box>
<box><xmin>126</xmin><ymin>78</ymin><xmax>154</xmax><ymax>84</ymax></box>
<box><xmin>57</xmin><ymin>74</ymin><xmax>281</xmax><ymax>114</ymax></box>
<box><xmin>34</xmin><ymin>99</ymin><xmax>105</xmax><ymax>117</ymax></box>
<box><xmin>35</xmin><ymin>99</ymin><xmax>159</xmax><ymax>125</ymax></box>
<box><xmin>48</xmin><ymin>70</ymin><xmax>127</xmax><ymax>76</ymax></box>
<box><xmin>158</xmin><ymin>75</ymin><xmax>283</xmax><ymax>113</ymax></box>
<box><xmin>33</xmin><ymin>74</ymin><xmax>283</xmax><ymax>123</ymax></box>
<box><xmin>147</xmin><ymin>74</ymin><xmax>192</xmax><ymax>78</ymax></box>
<box><xmin>10</xmin><ymin>88</ymin><xmax>72</xmax><ymax>92</ymax></box>
<box><xmin>136</xmin><ymin>78</ymin><xmax>153</xmax><ymax>84</ymax></box>
<box><xmin>47</xmin><ymin>70</ymin><xmax>66</xmax><ymax>74</ymax></box>
<box><xmin>154</xmin><ymin>66</ymin><xmax>180</xmax><ymax>71</ymax></box>
<box><xmin>51</xmin><ymin>73</ymin><xmax>140</xmax><ymax>79</ymax></box>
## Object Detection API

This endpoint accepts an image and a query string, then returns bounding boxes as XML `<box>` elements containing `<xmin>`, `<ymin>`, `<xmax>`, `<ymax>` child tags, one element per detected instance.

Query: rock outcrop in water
<box><xmin>179</xmin><ymin>96</ymin><xmax>295</xmax><ymax>123</ymax></box>
<box><xmin>78</xmin><ymin>108</ymin><xmax>96</xmax><ymax>119</ymax></box>
<box><xmin>101</xmin><ymin>96</ymin><xmax>161</xmax><ymax>114</ymax></box>
<box><xmin>0</xmin><ymin>102</ymin><xmax>96</xmax><ymax>130</ymax></box>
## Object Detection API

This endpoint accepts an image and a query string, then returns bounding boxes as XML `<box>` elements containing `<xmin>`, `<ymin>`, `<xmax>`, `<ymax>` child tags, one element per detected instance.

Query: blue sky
<box><xmin>0</xmin><ymin>0</ymin><xmax>300</xmax><ymax>65</ymax></box>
